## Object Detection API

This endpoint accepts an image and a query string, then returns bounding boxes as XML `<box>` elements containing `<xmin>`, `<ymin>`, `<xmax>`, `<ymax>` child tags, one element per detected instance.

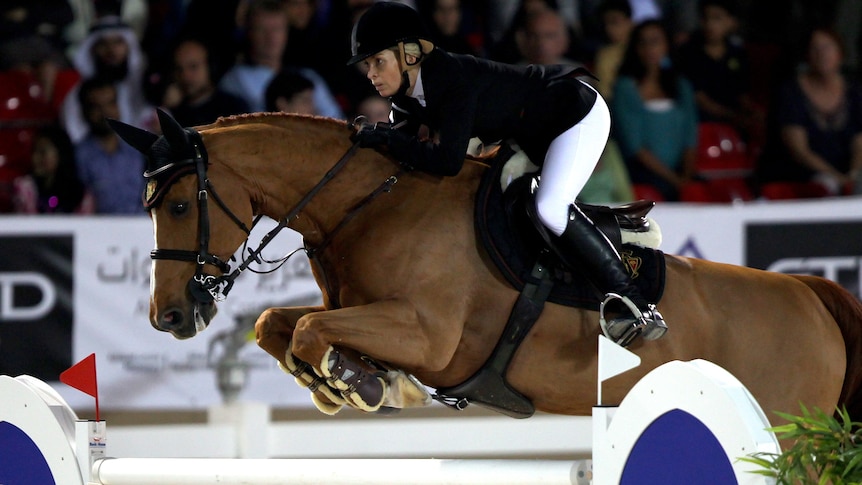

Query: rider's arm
<box><xmin>387</xmin><ymin>87</ymin><xmax>475</xmax><ymax>176</ymax></box>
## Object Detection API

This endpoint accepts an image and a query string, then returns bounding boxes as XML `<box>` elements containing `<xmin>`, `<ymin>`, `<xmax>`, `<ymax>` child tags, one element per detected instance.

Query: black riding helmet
<box><xmin>347</xmin><ymin>2</ymin><xmax>434</xmax><ymax>66</ymax></box>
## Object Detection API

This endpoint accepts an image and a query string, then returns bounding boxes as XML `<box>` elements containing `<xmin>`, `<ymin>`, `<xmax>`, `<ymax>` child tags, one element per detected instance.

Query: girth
<box><xmin>433</xmin><ymin>254</ymin><xmax>555</xmax><ymax>418</ymax></box>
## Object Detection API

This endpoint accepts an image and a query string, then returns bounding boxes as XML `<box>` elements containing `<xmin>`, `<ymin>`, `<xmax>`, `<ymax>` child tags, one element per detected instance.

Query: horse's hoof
<box><xmin>310</xmin><ymin>392</ymin><xmax>344</xmax><ymax>415</ymax></box>
<box><xmin>321</xmin><ymin>347</ymin><xmax>385</xmax><ymax>412</ymax></box>
<box><xmin>279</xmin><ymin>351</ymin><xmax>346</xmax><ymax>412</ymax></box>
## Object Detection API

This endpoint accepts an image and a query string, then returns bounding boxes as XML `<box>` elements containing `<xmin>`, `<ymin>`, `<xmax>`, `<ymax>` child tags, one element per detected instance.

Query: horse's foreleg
<box><xmin>255</xmin><ymin>306</ymin><xmax>347</xmax><ymax>414</ymax></box>
<box><xmin>291</xmin><ymin>300</ymin><xmax>444</xmax><ymax>412</ymax></box>
<box><xmin>255</xmin><ymin>305</ymin><xmax>323</xmax><ymax>361</ymax></box>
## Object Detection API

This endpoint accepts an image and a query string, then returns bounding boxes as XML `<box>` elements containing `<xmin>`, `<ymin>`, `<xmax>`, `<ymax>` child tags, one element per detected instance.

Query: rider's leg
<box><xmin>535</xmin><ymin>82</ymin><xmax>667</xmax><ymax>342</ymax></box>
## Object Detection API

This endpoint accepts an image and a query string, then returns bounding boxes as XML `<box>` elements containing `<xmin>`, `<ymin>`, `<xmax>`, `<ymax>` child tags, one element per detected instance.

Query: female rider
<box><xmin>348</xmin><ymin>2</ymin><xmax>666</xmax><ymax>342</ymax></box>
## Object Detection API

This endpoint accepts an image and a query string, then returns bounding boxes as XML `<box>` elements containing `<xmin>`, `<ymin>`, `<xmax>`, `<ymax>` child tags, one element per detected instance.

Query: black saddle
<box><xmin>475</xmin><ymin>149</ymin><xmax>666</xmax><ymax>309</ymax></box>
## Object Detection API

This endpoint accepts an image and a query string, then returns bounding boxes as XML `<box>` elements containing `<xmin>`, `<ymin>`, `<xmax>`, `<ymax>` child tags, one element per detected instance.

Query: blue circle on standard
<box><xmin>620</xmin><ymin>408</ymin><xmax>737</xmax><ymax>485</ymax></box>
<box><xmin>0</xmin><ymin>421</ymin><xmax>56</xmax><ymax>485</ymax></box>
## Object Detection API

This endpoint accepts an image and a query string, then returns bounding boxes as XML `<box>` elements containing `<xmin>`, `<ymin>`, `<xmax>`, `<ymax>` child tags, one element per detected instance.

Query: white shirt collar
<box><xmin>409</xmin><ymin>68</ymin><xmax>426</xmax><ymax>107</ymax></box>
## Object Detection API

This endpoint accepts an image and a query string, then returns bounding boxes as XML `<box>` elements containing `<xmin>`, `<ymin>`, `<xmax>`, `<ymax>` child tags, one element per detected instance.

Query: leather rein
<box><xmin>148</xmin><ymin>129</ymin><xmax>402</xmax><ymax>305</ymax></box>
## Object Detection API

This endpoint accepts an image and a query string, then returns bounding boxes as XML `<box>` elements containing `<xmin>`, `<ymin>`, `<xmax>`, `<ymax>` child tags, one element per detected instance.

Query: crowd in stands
<box><xmin>1</xmin><ymin>0</ymin><xmax>861</xmax><ymax>214</ymax></box>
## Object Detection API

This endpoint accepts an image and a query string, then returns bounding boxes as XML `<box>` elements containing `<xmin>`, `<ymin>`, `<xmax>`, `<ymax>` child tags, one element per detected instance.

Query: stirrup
<box><xmin>599</xmin><ymin>293</ymin><xmax>667</xmax><ymax>346</ymax></box>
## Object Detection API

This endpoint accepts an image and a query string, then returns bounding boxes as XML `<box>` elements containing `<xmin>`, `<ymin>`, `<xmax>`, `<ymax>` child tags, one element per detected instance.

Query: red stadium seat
<box><xmin>696</xmin><ymin>122</ymin><xmax>752</xmax><ymax>178</ymax></box>
<box><xmin>687</xmin><ymin>122</ymin><xmax>756</xmax><ymax>202</ymax></box>
<box><xmin>0</xmin><ymin>70</ymin><xmax>74</xmax><ymax>184</ymax></box>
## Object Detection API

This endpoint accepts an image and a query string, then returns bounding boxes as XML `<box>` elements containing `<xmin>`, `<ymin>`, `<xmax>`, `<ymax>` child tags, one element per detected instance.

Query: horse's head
<box><xmin>110</xmin><ymin>109</ymin><xmax>254</xmax><ymax>339</ymax></box>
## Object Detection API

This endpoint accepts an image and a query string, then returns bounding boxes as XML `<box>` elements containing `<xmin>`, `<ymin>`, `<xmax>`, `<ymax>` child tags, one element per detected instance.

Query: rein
<box><xmin>151</xmin><ymin>130</ymin><xmax>401</xmax><ymax>305</ymax></box>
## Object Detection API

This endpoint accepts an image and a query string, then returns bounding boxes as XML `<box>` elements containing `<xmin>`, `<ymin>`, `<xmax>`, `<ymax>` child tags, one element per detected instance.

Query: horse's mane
<box><xmin>201</xmin><ymin>112</ymin><xmax>350</xmax><ymax>132</ymax></box>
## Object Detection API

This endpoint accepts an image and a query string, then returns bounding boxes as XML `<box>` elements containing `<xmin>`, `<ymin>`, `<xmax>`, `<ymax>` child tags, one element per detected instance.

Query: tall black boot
<box><xmin>553</xmin><ymin>204</ymin><xmax>667</xmax><ymax>345</ymax></box>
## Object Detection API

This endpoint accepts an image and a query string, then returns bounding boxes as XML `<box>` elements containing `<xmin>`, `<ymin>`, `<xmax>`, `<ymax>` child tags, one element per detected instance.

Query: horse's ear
<box><xmin>108</xmin><ymin>118</ymin><xmax>159</xmax><ymax>154</ymax></box>
<box><xmin>156</xmin><ymin>108</ymin><xmax>190</xmax><ymax>149</ymax></box>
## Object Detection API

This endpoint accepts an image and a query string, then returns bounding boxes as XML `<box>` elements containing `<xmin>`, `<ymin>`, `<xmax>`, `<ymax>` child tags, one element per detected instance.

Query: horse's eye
<box><xmin>170</xmin><ymin>201</ymin><xmax>189</xmax><ymax>217</ymax></box>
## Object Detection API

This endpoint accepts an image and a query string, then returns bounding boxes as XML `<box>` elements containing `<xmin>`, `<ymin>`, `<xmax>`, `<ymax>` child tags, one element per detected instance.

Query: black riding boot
<box><xmin>554</xmin><ymin>204</ymin><xmax>667</xmax><ymax>345</ymax></box>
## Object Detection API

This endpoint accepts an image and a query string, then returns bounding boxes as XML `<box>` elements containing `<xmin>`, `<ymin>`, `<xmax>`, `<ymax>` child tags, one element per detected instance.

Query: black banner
<box><xmin>0</xmin><ymin>235</ymin><xmax>74</xmax><ymax>380</ymax></box>
<box><xmin>746</xmin><ymin>221</ymin><xmax>862</xmax><ymax>298</ymax></box>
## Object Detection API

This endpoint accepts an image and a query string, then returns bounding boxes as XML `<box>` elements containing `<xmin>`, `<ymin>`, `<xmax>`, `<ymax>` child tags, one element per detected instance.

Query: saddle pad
<box><xmin>474</xmin><ymin>158</ymin><xmax>666</xmax><ymax>310</ymax></box>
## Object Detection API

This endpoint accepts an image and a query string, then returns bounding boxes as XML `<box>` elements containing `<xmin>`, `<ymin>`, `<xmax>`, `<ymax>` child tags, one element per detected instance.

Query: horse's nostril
<box><xmin>160</xmin><ymin>309</ymin><xmax>183</xmax><ymax>329</ymax></box>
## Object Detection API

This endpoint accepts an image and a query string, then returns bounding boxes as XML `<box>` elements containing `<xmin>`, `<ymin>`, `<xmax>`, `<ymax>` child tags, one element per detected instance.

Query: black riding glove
<box><xmin>352</xmin><ymin>122</ymin><xmax>394</xmax><ymax>148</ymax></box>
<box><xmin>351</xmin><ymin>121</ymin><xmax>416</xmax><ymax>171</ymax></box>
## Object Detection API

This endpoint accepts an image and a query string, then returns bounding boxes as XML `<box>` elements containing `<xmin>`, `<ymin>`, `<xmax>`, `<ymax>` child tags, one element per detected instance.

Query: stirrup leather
<box><xmin>599</xmin><ymin>293</ymin><xmax>667</xmax><ymax>346</ymax></box>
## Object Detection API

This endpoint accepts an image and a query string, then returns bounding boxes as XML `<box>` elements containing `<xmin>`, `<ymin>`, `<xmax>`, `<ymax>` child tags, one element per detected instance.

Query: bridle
<box><xmin>146</xmin><ymin>130</ymin><xmax>254</xmax><ymax>304</ymax></box>
<box><xmin>148</xmin><ymin>127</ymin><xmax>399</xmax><ymax>307</ymax></box>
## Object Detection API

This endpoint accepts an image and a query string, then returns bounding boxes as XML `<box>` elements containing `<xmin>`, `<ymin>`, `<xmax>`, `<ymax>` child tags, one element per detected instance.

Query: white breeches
<box><xmin>535</xmin><ymin>81</ymin><xmax>611</xmax><ymax>236</ymax></box>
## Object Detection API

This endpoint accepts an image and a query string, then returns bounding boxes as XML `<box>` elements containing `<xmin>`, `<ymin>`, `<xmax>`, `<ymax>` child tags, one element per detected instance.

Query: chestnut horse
<box><xmin>111</xmin><ymin>110</ymin><xmax>862</xmax><ymax>428</ymax></box>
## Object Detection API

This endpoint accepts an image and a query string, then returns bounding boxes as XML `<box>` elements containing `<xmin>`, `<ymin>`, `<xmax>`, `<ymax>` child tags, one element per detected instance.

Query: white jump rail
<box><xmin>90</xmin><ymin>457</ymin><xmax>584</xmax><ymax>485</ymax></box>
<box><xmin>0</xmin><ymin>344</ymin><xmax>781</xmax><ymax>485</ymax></box>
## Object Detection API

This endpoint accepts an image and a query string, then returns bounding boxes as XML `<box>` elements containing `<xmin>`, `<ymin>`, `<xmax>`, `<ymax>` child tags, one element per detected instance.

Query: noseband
<box><xmin>148</xmin><ymin>129</ymin><xmax>369</xmax><ymax>305</ymax></box>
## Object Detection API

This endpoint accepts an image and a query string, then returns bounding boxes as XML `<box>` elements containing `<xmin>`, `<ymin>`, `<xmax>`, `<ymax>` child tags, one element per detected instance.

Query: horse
<box><xmin>110</xmin><ymin>109</ymin><xmax>862</xmax><ymax>434</ymax></box>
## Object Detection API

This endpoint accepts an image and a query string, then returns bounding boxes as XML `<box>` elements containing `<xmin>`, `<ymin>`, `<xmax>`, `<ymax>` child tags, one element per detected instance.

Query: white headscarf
<box><xmin>61</xmin><ymin>16</ymin><xmax>153</xmax><ymax>143</ymax></box>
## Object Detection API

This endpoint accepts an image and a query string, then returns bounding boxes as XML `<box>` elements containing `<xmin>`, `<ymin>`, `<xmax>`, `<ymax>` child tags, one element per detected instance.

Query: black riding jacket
<box><xmin>386</xmin><ymin>48</ymin><xmax>598</xmax><ymax>176</ymax></box>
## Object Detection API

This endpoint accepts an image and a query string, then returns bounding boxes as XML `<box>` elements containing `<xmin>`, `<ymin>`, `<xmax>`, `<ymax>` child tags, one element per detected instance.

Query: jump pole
<box><xmin>89</xmin><ymin>457</ymin><xmax>584</xmax><ymax>485</ymax></box>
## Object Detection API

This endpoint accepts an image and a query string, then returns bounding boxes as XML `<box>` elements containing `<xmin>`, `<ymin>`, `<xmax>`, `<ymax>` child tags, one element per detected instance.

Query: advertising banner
<box><xmin>652</xmin><ymin>196</ymin><xmax>862</xmax><ymax>299</ymax></box>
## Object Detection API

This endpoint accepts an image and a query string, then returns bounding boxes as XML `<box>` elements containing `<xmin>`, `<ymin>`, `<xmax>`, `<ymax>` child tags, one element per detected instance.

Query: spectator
<box><xmin>652</xmin><ymin>0</ymin><xmax>699</xmax><ymax>46</ymax></box>
<box><xmin>12</xmin><ymin>125</ymin><xmax>93</xmax><ymax>214</ymax></box>
<box><xmin>73</xmin><ymin>77</ymin><xmax>146</xmax><ymax>214</ymax></box>
<box><xmin>162</xmin><ymin>38</ymin><xmax>249</xmax><ymax>127</ymax></box>
<box><xmin>218</xmin><ymin>0</ymin><xmax>344</xmax><ymax>118</ymax></box>
<box><xmin>421</xmin><ymin>0</ymin><xmax>481</xmax><ymax>56</ymax></box>
<box><xmin>61</xmin><ymin>15</ymin><xmax>154</xmax><ymax>143</ymax></box>
<box><xmin>178</xmin><ymin>0</ymin><xmax>244</xmax><ymax>82</ymax></box>
<box><xmin>0</xmin><ymin>0</ymin><xmax>74</xmax><ymax>55</ymax></box>
<box><xmin>281</xmin><ymin>0</ymin><xmax>328</xmax><ymax>72</ymax></box>
<box><xmin>265</xmin><ymin>68</ymin><xmax>317</xmax><ymax>114</ymax></box>
<box><xmin>483</xmin><ymin>0</ymin><xmax>581</xmax><ymax>55</ymax></box>
<box><xmin>354</xmin><ymin>94</ymin><xmax>392</xmax><ymax>124</ymax></box>
<box><xmin>759</xmin><ymin>27</ymin><xmax>862</xmax><ymax>196</ymax></box>
<box><xmin>64</xmin><ymin>0</ymin><xmax>149</xmax><ymax>61</ymax></box>
<box><xmin>515</xmin><ymin>7</ymin><xmax>583</xmax><ymax>67</ymax></box>
<box><xmin>676</xmin><ymin>0</ymin><xmax>760</xmax><ymax>134</ymax></box>
<box><xmin>488</xmin><ymin>0</ymin><xmax>577</xmax><ymax>64</ymax></box>
<box><xmin>592</xmin><ymin>0</ymin><xmax>633</xmax><ymax>100</ymax></box>
<box><xmin>611</xmin><ymin>20</ymin><xmax>698</xmax><ymax>201</ymax></box>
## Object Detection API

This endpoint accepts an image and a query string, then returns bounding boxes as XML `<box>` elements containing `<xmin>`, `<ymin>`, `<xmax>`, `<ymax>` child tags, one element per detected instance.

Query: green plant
<box><xmin>741</xmin><ymin>405</ymin><xmax>862</xmax><ymax>484</ymax></box>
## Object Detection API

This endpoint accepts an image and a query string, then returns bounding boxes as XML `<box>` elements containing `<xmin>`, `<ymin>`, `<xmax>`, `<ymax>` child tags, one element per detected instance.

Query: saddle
<box><xmin>475</xmin><ymin>146</ymin><xmax>666</xmax><ymax>308</ymax></box>
<box><xmin>433</xmin><ymin>145</ymin><xmax>667</xmax><ymax>418</ymax></box>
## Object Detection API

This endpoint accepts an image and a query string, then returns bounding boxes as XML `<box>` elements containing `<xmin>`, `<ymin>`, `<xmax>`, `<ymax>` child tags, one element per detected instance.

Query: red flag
<box><xmin>60</xmin><ymin>353</ymin><xmax>100</xmax><ymax>420</ymax></box>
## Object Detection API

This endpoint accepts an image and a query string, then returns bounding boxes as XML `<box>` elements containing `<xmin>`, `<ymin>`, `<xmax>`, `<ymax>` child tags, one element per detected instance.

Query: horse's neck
<box><xmin>212</xmin><ymin>116</ymin><xmax>400</xmax><ymax>240</ymax></box>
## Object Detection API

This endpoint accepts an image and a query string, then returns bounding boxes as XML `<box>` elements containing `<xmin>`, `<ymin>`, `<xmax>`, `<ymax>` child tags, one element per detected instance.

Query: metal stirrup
<box><xmin>599</xmin><ymin>293</ymin><xmax>647</xmax><ymax>346</ymax></box>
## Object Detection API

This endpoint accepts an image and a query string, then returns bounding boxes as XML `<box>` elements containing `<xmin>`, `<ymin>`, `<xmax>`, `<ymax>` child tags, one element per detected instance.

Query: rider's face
<box><xmin>362</xmin><ymin>49</ymin><xmax>402</xmax><ymax>97</ymax></box>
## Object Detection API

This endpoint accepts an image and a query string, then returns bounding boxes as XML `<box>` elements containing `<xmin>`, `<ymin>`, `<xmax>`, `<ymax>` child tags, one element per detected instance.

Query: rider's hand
<box><xmin>352</xmin><ymin>122</ymin><xmax>394</xmax><ymax>148</ymax></box>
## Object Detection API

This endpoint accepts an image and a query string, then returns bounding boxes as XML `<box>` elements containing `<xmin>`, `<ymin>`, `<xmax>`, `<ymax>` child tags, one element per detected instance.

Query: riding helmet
<box><xmin>347</xmin><ymin>2</ymin><xmax>432</xmax><ymax>65</ymax></box>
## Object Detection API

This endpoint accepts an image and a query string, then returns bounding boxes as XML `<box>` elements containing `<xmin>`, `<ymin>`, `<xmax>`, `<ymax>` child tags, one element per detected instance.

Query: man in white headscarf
<box><xmin>61</xmin><ymin>15</ymin><xmax>154</xmax><ymax>143</ymax></box>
